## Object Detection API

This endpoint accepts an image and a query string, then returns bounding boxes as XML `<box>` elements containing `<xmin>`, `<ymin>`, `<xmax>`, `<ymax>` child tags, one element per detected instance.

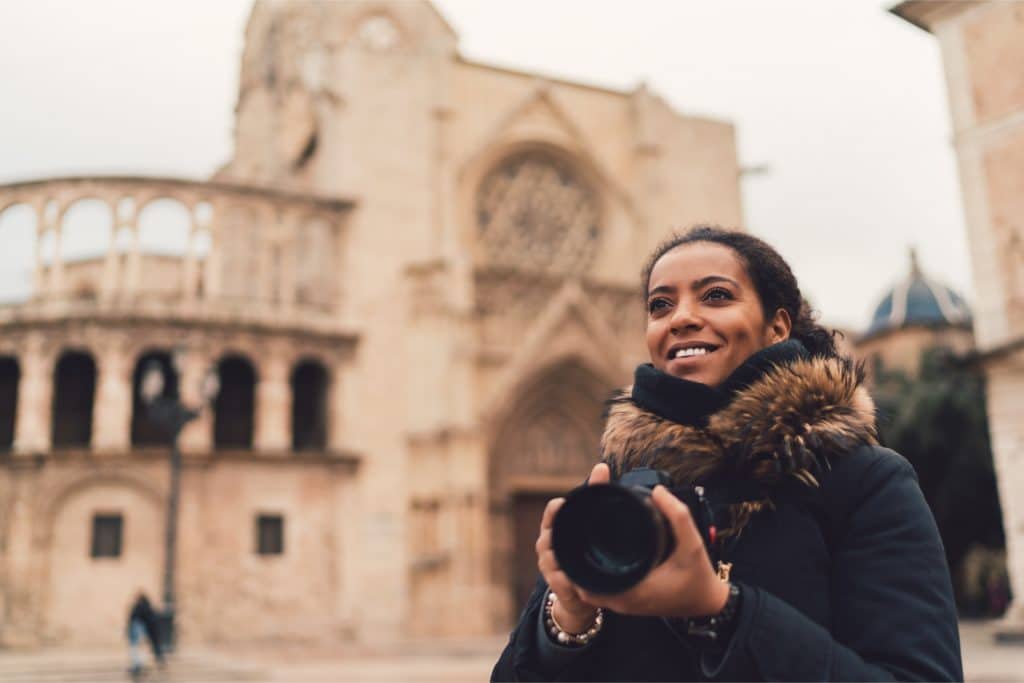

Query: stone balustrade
<box><xmin>0</xmin><ymin>176</ymin><xmax>354</xmax><ymax>328</ymax></box>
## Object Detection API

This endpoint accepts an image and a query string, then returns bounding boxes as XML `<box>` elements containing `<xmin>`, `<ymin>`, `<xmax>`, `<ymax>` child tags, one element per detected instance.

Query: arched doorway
<box><xmin>488</xmin><ymin>360</ymin><xmax>611</xmax><ymax>625</ymax></box>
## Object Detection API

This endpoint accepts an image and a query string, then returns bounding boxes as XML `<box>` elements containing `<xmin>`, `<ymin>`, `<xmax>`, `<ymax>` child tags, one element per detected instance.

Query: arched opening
<box><xmin>214</xmin><ymin>355</ymin><xmax>256</xmax><ymax>449</ymax></box>
<box><xmin>137</xmin><ymin>198</ymin><xmax>191</xmax><ymax>256</ymax></box>
<box><xmin>62</xmin><ymin>198</ymin><xmax>113</xmax><ymax>262</ymax></box>
<box><xmin>130</xmin><ymin>351</ymin><xmax>179</xmax><ymax>447</ymax></box>
<box><xmin>487</xmin><ymin>360</ymin><xmax>611</xmax><ymax>627</ymax></box>
<box><xmin>0</xmin><ymin>204</ymin><xmax>38</xmax><ymax>304</ymax></box>
<box><xmin>290</xmin><ymin>360</ymin><xmax>328</xmax><ymax>451</ymax></box>
<box><xmin>0</xmin><ymin>356</ymin><xmax>19</xmax><ymax>451</ymax></box>
<box><xmin>51</xmin><ymin>351</ymin><xmax>97</xmax><ymax>448</ymax></box>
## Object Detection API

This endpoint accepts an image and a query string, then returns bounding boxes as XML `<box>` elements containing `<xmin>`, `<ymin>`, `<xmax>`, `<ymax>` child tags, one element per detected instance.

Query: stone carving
<box><xmin>358</xmin><ymin>14</ymin><xmax>401</xmax><ymax>51</ymax></box>
<box><xmin>476</xmin><ymin>152</ymin><xmax>600</xmax><ymax>275</ymax></box>
<box><xmin>516</xmin><ymin>410</ymin><xmax>596</xmax><ymax>477</ymax></box>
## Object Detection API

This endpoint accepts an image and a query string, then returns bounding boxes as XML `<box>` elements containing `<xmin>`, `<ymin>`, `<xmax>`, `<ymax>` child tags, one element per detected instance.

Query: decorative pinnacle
<box><xmin>909</xmin><ymin>246</ymin><xmax>921</xmax><ymax>277</ymax></box>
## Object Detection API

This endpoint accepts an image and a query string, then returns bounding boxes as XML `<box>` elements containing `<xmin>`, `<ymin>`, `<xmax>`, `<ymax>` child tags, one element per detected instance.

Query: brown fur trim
<box><xmin>600</xmin><ymin>357</ymin><xmax>877</xmax><ymax>510</ymax></box>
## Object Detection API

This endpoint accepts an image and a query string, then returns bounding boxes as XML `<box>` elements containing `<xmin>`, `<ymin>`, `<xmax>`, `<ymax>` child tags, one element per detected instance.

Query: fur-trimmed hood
<box><xmin>601</xmin><ymin>355</ymin><xmax>878</xmax><ymax>529</ymax></box>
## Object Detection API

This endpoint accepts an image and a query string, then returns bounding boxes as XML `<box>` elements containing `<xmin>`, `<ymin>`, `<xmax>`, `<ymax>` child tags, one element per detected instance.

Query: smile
<box><xmin>667</xmin><ymin>343</ymin><xmax>720</xmax><ymax>360</ymax></box>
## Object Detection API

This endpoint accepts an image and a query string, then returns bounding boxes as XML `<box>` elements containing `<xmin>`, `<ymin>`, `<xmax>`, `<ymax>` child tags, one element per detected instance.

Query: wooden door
<box><xmin>512</xmin><ymin>492</ymin><xmax>555</xmax><ymax>615</ymax></box>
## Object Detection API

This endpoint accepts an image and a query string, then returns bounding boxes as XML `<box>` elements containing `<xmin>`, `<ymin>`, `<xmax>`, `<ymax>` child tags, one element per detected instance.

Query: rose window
<box><xmin>476</xmin><ymin>152</ymin><xmax>600</xmax><ymax>274</ymax></box>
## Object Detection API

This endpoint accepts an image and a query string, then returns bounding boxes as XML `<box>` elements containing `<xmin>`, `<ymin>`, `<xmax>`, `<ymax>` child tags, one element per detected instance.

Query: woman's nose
<box><xmin>669</xmin><ymin>301</ymin><xmax>703</xmax><ymax>333</ymax></box>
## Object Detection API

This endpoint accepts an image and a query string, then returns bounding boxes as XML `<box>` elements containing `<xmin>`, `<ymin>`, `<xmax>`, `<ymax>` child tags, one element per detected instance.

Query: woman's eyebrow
<box><xmin>648</xmin><ymin>276</ymin><xmax>739</xmax><ymax>298</ymax></box>
<box><xmin>647</xmin><ymin>284</ymin><xmax>675</xmax><ymax>298</ymax></box>
<box><xmin>691</xmin><ymin>275</ymin><xmax>739</xmax><ymax>290</ymax></box>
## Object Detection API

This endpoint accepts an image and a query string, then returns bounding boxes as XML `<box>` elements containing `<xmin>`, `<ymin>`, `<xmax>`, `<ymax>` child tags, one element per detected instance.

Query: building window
<box><xmin>91</xmin><ymin>514</ymin><xmax>123</xmax><ymax>558</ymax></box>
<box><xmin>256</xmin><ymin>514</ymin><xmax>284</xmax><ymax>555</ymax></box>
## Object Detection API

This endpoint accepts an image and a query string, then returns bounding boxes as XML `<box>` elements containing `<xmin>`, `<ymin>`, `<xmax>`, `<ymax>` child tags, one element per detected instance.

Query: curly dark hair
<box><xmin>640</xmin><ymin>225</ymin><xmax>840</xmax><ymax>359</ymax></box>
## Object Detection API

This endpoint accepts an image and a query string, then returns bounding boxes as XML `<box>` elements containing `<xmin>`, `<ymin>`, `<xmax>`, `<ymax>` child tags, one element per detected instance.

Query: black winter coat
<box><xmin>492</xmin><ymin>349</ymin><xmax>963</xmax><ymax>682</ymax></box>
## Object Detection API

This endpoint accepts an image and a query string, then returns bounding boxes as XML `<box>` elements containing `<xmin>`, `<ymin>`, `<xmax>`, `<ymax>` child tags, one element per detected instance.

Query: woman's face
<box><xmin>645</xmin><ymin>241</ymin><xmax>791</xmax><ymax>387</ymax></box>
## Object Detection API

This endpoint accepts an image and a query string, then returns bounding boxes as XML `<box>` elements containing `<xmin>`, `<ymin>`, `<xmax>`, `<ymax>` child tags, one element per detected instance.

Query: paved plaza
<box><xmin>0</xmin><ymin>622</ymin><xmax>1020</xmax><ymax>682</ymax></box>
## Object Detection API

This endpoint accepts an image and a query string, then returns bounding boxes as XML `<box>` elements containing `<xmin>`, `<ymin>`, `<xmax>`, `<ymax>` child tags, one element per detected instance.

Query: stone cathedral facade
<box><xmin>0</xmin><ymin>1</ymin><xmax>742</xmax><ymax>645</ymax></box>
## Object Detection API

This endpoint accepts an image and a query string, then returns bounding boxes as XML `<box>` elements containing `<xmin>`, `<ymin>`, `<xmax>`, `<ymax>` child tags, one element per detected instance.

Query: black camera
<box><xmin>551</xmin><ymin>467</ymin><xmax>716</xmax><ymax>594</ymax></box>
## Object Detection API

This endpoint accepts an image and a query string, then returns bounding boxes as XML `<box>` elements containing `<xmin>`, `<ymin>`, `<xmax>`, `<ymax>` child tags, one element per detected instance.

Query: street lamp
<box><xmin>140</xmin><ymin>348</ymin><xmax>219</xmax><ymax>652</ymax></box>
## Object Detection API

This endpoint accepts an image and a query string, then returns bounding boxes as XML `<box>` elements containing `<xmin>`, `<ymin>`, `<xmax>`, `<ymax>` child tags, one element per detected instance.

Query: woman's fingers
<box><xmin>587</xmin><ymin>462</ymin><xmax>611</xmax><ymax>486</ymax></box>
<box><xmin>539</xmin><ymin>497</ymin><xmax>564</xmax><ymax>532</ymax></box>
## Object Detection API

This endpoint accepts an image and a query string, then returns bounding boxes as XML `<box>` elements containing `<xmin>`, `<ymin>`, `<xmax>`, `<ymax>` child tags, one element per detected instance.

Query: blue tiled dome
<box><xmin>866</xmin><ymin>249</ymin><xmax>971</xmax><ymax>337</ymax></box>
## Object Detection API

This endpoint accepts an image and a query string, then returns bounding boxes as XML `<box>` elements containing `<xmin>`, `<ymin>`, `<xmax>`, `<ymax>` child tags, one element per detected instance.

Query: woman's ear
<box><xmin>767</xmin><ymin>308</ymin><xmax>792</xmax><ymax>345</ymax></box>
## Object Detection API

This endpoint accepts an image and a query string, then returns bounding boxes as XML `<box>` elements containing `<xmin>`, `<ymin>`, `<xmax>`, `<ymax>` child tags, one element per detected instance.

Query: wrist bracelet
<box><xmin>543</xmin><ymin>591</ymin><xmax>604</xmax><ymax>646</ymax></box>
<box><xmin>682</xmin><ymin>582</ymin><xmax>742</xmax><ymax>645</ymax></box>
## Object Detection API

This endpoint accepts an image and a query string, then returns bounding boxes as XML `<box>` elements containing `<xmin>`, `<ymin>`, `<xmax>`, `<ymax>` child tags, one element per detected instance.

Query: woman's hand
<box><xmin>577</xmin><ymin>485</ymin><xmax>730</xmax><ymax>619</ymax></box>
<box><xmin>535</xmin><ymin>462</ymin><xmax>611</xmax><ymax>633</ymax></box>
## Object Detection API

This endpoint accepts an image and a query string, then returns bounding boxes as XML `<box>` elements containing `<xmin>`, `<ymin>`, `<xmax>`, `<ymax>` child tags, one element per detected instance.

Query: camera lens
<box><xmin>552</xmin><ymin>484</ymin><xmax>666</xmax><ymax>594</ymax></box>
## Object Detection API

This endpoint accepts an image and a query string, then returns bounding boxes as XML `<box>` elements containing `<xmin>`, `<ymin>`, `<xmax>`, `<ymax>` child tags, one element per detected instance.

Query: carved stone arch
<box><xmin>480</xmin><ymin>279</ymin><xmax>629</xmax><ymax>427</ymax></box>
<box><xmin>0</xmin><ymin>194</ymin><xmax>35</xmax><ymax>215</ymax></box>
<box><xmin>35</xmin><ymin>472</ymin><xmax>165</xmax><ymax>547</ymax></box>
<box><xmin>486</xmin><ymin>356</ymin><xmax>614</xmax><ymax>627</ymax></box>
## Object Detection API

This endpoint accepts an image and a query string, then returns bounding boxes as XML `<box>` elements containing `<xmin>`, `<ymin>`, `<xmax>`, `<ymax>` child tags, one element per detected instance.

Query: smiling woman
<box><xmin>493</xmin><ymin>225</ymin><xmax>963</xmax><ymax>682</ymax></box>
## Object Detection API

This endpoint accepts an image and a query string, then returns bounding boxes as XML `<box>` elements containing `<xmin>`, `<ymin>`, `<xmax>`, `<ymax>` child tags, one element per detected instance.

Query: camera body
<box><xmin>551</xmin><ymin>467</ymin><xmax>716</xmax><ymax>594</ymax></box>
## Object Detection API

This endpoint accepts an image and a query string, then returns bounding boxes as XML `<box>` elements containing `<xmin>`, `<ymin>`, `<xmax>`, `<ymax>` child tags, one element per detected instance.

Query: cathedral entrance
<box><xmin>488</xmin><ymin>360</ymin><xmax>611</xmax><ymax>627</ymax></box>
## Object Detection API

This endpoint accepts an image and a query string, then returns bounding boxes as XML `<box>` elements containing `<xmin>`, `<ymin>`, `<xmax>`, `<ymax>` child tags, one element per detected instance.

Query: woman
<box><xmin>492</xmin><ymin>226</ymin><xmax>962</xmax><ymax>681</ymax></box>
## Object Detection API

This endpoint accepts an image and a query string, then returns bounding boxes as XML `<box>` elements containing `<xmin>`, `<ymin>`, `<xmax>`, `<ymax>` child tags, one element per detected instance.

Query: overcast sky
<box><xmin>0</xmin><ymin>0</ymin><xmax>969</xmax><ymax>330</ymax></box>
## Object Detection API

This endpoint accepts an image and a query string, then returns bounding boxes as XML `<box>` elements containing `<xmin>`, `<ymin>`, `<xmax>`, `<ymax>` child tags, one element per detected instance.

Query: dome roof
<box><xmin>866</xmin><ymin>249</ymin><xmax>971</xmax><ymax>337</ymax></box>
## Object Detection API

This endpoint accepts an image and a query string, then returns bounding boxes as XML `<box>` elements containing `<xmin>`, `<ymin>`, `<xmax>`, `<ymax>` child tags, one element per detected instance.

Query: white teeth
<box><xmin>674</xmin><ymin>347</ymin><xmax>709</xmax><ymax>358</ymax></box>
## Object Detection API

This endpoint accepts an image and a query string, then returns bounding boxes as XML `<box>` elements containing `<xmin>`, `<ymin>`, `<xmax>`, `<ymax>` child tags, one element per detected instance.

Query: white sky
<box><xmin>0</xmin><ymin>0</ymin><xmax>969</xmax><ymax>330</ymax></box>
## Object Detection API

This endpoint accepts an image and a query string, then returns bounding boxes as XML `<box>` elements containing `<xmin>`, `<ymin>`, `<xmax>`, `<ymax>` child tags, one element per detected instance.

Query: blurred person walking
<box><xmin>126</xmin><ymin>592</ymin><xmax>164</xmax><ymax>678</ymax></box>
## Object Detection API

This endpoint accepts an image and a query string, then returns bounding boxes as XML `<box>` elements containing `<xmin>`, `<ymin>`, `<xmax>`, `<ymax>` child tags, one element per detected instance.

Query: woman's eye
<box><xmin>648</xmin><ymin>298</ymin><xmax>671</xmax><ymax>314</ymax></box>
<box><xmin>703</xmin><ymin>287</ymin><xmax>733</xmax><ymax>302</ymax></box>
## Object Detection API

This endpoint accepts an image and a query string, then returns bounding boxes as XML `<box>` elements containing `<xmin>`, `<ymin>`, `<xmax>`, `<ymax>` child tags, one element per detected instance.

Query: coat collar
<box><xmin>602</xmin><ymin>351</ymin><xmax>878</xmax><ymax>496</ymax></box>
<box><xmin>631</xmin><ymin>340</ymin><xmax>810</xmax><ymax>428</ymax></box>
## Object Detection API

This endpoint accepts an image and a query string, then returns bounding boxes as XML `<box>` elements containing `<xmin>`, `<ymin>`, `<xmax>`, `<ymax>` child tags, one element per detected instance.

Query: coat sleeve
<box><xmin>491</xmin><ymin>578</ymin><xmax>599</xmax><ymax>682</ymax></box>
<box><xmin>705</xmin><ymin>447</ymin><xmax>964</xmax><ymax>682</ymax></box>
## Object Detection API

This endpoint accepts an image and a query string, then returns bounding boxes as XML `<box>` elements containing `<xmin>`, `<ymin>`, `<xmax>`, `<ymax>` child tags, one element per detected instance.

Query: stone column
<box><xmin>178</xmin><ymin>349</ymin><xmax>214</xmax><ymax>454</ymax></box>
<box><xmin>181</xmin><ymin>210</ymin><xmax>200</xmax><ymax>301</ymax></box>
<box><xmin>255</xmin><ymin>354</ymin><xmax>290</xmax><ymax>454</ymax></box>
<box><xmin>99</xmin><ymin>195</ymin><xmax>121</xmax><ymax>302</ymax></box>
<box><xmin>13</xmin><ymin>334</ymin><xmax>52</xmax><ymax>455</ymax></box>
<box><xmin>91</xmin><ymin>341</ymin><xmax>132</xmax><ymax>452</ymax></box>
<box><xmin>122</xmin><ymin>217</ymin><xmax>141</xmax><ymax>297</ymax></box>
<box><xmin>328</xmin><ymin>360</ymin><xmax>347</xmax><ymax>453</ymax></box>
<box><xmin>45</xmin><ymin>226</ymin><xmax>64</xmax><ymax>298</ymax></box>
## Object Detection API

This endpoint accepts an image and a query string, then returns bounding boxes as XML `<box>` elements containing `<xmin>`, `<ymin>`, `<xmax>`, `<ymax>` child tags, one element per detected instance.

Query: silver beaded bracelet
<box><xmin>543</xmin><ymin>590</ymin><xmax>604</xmax><ymax>646</ymax></box>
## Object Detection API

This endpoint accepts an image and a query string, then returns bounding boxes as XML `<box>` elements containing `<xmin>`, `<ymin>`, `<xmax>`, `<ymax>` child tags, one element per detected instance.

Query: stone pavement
<box><xmin>0</xmin><ymin>622</ymin><xmax>1020</xmax><ymax>682</ymax></box>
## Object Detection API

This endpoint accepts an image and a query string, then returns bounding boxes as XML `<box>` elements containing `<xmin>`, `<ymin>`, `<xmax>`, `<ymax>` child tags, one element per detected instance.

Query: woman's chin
<box><xmin>665</xmin><ymin>366</ymin><xmax>716</xmax><ymax>385</ymax></box>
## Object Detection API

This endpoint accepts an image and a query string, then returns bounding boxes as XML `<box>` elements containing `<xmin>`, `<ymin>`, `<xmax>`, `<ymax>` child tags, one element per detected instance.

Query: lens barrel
<box><xmin>551</xmin><ymin>482</ymin><xmax>675</xmax><ymax>594</ymax></box>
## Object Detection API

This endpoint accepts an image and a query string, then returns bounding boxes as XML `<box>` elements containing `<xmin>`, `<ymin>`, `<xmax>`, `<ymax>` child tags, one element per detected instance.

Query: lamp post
<box><xmin>140</xmin><ymin>348</ymin><xmax>219</xmax><ymax>652</ymax></box>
